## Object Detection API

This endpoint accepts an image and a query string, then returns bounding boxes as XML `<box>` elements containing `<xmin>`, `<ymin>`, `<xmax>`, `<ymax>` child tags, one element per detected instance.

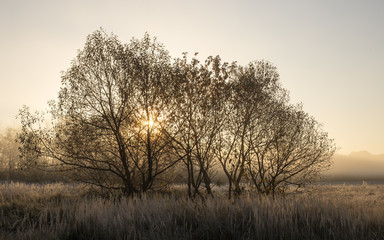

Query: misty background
<box><xmin>324</xmin><ymin>151</ymin><xmax>384</xmax><ymax>182</ymax></box>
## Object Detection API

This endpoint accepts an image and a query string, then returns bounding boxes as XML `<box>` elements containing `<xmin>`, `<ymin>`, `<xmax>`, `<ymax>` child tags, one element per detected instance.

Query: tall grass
<box><xmin>0</xmin><ymin>182</ymin><xmax>383</xmax><ymax>239</ymax></box>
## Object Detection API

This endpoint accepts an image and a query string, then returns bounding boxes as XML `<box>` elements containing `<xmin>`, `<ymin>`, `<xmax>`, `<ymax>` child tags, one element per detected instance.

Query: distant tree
<box><xmin>0</xmin><ymin>128</ymin><xmax>20</xmax><ymax>180</ymax></box>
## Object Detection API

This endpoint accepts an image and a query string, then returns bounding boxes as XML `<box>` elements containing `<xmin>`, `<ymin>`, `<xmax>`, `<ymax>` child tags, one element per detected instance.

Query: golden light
<box><xmin>144</xmin><ymin>118</ymin><xmax>157</xmax><ymax>129</ymax></box>
<box><xmin>138</xmin><ymin>109</ymin><xmax>165</xmax><ymax>135</ymax></box>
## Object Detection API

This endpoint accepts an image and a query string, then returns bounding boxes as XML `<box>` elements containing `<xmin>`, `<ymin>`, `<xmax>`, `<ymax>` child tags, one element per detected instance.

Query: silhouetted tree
<box><xmin>18</xmin><ymin>30</ymin><xmax>180</xmax><ymax>195</ymax></box>
<box><xmin>214</xmin><ymin>61</ymin><xmax>287</xmax><ymax>199</ymax></box>
<box><xmin>246</xmin><ymin>103</ymin><xmax>335</xmax><ymax>197</ymax></box>
<box><xmin>169</xmin><ymin>54</ymin><xmax>232</xmax><ymax>197</ymax></box>
<box><xmin>18</xmin><ymin>29</ymin><xmax>336</xmax><ymax>197</ymax></box>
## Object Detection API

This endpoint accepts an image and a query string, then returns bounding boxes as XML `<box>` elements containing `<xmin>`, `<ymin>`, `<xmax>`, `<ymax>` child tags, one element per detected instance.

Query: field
<box><xmin>0</xmin><ymin>182</ymin><xmax>383</xmax><ymax>240</ymax></box>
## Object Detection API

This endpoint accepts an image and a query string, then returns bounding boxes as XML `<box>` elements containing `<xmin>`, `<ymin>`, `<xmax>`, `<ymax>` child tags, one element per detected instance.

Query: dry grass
<box><xmin>0</xmin><ymin>182</ymin><xmax>383</xmax><ymax>239</ymax></box>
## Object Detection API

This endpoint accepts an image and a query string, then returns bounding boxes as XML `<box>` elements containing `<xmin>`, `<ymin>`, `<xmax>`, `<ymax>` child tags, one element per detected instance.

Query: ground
<box><xmin>0</xmin><ymin>182</ymin><xmax>383</xmax><ymax>239</ymax></box>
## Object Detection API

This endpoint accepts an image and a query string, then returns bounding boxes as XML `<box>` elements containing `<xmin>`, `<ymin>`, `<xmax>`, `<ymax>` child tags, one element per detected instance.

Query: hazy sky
<box><xmin>0</xmin><ymin>0</ymin><xmax>383</xmax><ymax>154</ymax></box>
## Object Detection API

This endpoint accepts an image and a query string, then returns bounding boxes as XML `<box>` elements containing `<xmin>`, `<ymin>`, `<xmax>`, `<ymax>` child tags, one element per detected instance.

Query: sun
<box><xmin>145</xmin><ymin>118</ymin><xmax>156</xmax><ymax>128</ymax></box>
<box><xmin>140</xmin><ymin>112</ymin><xmax>165</xmax><ymax>134</ymax></box>
<box><xmin>137</xmin><ymin>109</ymin><xmax>166</xmax><ymax>136</ymax></box>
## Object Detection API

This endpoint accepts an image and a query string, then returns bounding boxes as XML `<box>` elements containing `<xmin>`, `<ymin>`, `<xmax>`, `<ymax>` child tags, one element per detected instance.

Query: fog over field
<box><xmin>323</xmin><ymin>151</ymin><xmax>384</xmax><ymax>182</ymax></box>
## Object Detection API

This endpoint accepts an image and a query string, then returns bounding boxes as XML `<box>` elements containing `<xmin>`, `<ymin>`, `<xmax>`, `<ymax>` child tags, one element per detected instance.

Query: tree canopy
<box><xmin>18</xmin><ymin>29</ymin><xmax>335</xmax><ymax>197</ymax></box>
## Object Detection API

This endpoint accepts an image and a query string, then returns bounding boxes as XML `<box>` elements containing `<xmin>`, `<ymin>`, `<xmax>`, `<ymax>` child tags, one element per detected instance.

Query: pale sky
<box><xmin>0</xmin><ymin>0</ymin><xmax>383</xmax><ymax>155</ymax></box>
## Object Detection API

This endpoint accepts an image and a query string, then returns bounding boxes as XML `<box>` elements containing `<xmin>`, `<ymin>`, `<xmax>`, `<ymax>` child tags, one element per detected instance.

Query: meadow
<box><xmin>0</xmin><ymin>182</ymin><xmax>383</xmax><ymax>240</ymax></box>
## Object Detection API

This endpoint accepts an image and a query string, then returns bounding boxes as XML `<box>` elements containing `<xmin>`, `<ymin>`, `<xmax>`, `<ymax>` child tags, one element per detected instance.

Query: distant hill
<box><xmin>322</xmin><ymin>151</ymin><xmax>384</xmax><ymax>182</ymax></box>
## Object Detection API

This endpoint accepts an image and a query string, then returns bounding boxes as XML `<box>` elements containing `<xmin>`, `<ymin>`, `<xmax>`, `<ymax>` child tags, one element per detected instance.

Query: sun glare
<box><xmin>142</xmin><ymin>117</ymin><xmax>162</xmax><ymax>135</ymax></box>
<box><xmin>137</xmin><ymin>109</ymin><xmax>166</xmax><ymax>135</ymax></box>
<box><xmin>141</xmin><ymin>112</ymin><xmax>165</xmax><ymax>133</ymax></box>
<box><xmin>145</xmin><ymin>119</ymin><xmax>155</xmax><ymax>128</ymax></box>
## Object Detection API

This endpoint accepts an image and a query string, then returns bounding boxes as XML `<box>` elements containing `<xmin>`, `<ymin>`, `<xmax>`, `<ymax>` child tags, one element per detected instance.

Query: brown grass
<box><xmin>0</xmin><ymin>182</ymin><xmax>383</xmax><ymax>239</ymax></box>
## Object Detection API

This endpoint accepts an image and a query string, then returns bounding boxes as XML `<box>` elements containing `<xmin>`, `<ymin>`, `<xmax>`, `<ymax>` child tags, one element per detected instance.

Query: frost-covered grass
<box><xmin>0</xmin><ymin>182</ymin><xmax>383</xmax><ymax>240</ymax></box>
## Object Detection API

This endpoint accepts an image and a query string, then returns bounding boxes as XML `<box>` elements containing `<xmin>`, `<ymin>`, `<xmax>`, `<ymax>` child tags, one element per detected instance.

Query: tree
<box><xmin>170</xmin><ymin>54</ymin><xmax>232</xmax><ymax>197</ymax></box>
<box><xmin>214</xmin><ymin>61</ymin><xmax>335</xmax><ymax>198</ymax></box>
<box><xmin>18</xmin><ymin>29</ymin><xmax>335</xmax><ymax>197</ymax></box>
<box><xmin>246</xmin><ymin>103</ymin><xmax>335</xmax><ymax>197</ymax></box>
<box><xmin>18</xmin><ymin>29</ymin><xmax>180</xmax><ymax>195</ymax></box>
<box><xmin>214</xmin><ymin>61</ymin><xmax>286</xmax><ymax>199</ymax></box>
<box><xmin>0</xmin><ymin>128</ymin><xmax>20</xmax><ymax>180</ymax></box>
